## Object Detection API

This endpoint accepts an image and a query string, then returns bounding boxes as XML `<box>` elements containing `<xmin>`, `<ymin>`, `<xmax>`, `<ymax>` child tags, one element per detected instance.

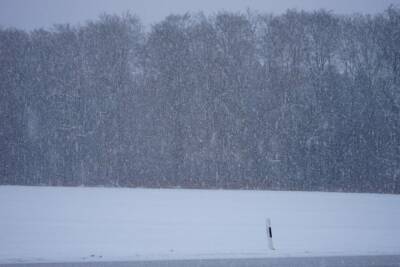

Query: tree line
<box><xmin>1</xmin><ymin>7</ymin><xmax>399</xmax><ymax>193</ymax></box>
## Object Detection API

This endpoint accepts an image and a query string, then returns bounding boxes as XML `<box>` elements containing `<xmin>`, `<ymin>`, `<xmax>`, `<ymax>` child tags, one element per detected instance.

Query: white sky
<box><xmin>0</xmin><ymin>0</ymin><xmax>399</xmax><ymax>30</ymax></box>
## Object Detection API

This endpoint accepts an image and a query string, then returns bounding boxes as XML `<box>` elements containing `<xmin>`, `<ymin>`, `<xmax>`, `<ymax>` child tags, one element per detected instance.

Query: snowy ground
<box><xmin>0</xmin><ymin>186</ymin><xmax>400</xmax><ymax>264</ymax></box>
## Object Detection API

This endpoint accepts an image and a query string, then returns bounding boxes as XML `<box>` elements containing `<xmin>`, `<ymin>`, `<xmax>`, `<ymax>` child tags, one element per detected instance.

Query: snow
<box><xmin>0</xmin><ymin>186</ymin><xmax>400</xmax><ymax>264</ymax></box>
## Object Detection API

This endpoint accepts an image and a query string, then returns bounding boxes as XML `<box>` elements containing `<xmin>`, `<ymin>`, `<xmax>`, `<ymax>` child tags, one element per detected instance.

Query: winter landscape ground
<box><xmin>1</xmin><ymin>186</ymin><xmax>399</xmax><ymax>265</ymax></box>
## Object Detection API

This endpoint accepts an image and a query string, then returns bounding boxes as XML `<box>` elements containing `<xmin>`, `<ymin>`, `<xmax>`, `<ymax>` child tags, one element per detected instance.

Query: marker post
<box><xmin>266</xmin><ymin>218</ymin><xmax>275</xmax><ymax>250</ymax></box>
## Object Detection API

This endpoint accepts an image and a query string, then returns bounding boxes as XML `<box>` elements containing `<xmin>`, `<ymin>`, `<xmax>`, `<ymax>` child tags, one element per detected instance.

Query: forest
<box><xmin>0</xmin><ymin>6</ymin><xmax>399</xmax><ymax>193</ymax></box>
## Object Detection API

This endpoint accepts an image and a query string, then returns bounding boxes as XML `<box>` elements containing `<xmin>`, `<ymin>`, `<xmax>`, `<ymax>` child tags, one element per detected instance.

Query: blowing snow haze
<box><xmin>0</xmin><ymin>0</ymin><xmax>400</xmax><ymax>194</ymax></box>
<box><xmin>1</xmin><ymin>2</ymin><xmax>400</xmax><ymax>264</ymax></box>
<box><xmin>0</xmin><ymin>0</ymin><xmax>398</xmax><ymax>30</ymax></box>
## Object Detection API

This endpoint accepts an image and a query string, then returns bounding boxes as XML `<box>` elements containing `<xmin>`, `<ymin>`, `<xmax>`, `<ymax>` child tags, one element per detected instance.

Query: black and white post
<box><xmin>266</xmin><ymin>218</ymin><xmax>275</xmax><ymax>250</ymax></box>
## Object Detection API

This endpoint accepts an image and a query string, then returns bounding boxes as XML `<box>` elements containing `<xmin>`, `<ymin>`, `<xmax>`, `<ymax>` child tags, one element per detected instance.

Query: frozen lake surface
<box><xmin>1</xmin><ymin>186</ymin><xmax>400</xmax><ymax>264</ymax></box>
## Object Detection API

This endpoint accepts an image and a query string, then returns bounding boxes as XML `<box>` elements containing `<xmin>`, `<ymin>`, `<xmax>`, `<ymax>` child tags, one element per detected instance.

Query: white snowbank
<box><xmin>0</xmin><ymin>186</ymin><xmax>399</xmax><ymax>263</ymax></box>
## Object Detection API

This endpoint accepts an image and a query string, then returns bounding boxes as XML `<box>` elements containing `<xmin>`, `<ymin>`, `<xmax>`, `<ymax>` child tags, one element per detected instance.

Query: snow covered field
<box><xmin>0</xmin><ymin>186</ymin><xmax>400</xmax><ymax>264</ymax></box>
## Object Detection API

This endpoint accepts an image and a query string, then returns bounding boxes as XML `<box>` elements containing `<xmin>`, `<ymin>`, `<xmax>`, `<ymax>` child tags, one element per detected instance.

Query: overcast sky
<box><xmin>0</xmin><ymin>0</ymin><xmax>399</xmax><ymax>30</ymax></box>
